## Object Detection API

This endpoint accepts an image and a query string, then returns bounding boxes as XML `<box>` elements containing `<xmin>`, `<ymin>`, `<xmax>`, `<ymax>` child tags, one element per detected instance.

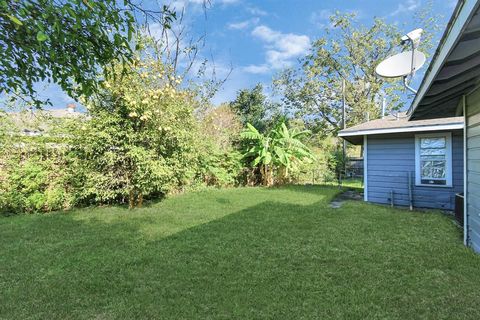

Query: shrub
<box><xmin>0</xmin><ymin>152</ymin><xmax>75</xmax><ymax>214</ymax></box>
<box><xmin>70</xmin><ymin>58</ymin><xmax>202</xmax><ymax>208</ymax></box>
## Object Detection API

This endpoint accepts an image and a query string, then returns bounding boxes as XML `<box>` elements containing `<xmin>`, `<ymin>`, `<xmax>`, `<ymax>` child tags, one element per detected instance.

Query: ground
<box><xmin>1</xmin><ymin>185</ymin><xmax>479</xmax><ymax>319</ymax></box>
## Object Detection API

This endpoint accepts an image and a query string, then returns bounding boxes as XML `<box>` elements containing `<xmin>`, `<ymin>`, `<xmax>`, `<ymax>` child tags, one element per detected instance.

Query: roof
<box><xmin>409</xmin><ymin>0</ymin><xmax>480</xmax><ymax>120</ymax></box>
<box><xmin>338</xmin><ymin>113</ymin><xmax>464</xmax><ymax>144</ymax></box>
<box><xmin>5</xmin><ymin>107</ymin><xmax>84</xmax><ymax>136</ymax></box>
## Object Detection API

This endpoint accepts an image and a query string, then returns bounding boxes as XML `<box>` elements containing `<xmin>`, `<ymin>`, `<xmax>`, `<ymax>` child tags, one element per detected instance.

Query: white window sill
<box><xmin>415</xmin><ymin>183</ymin><xmax>453</xmax><ymax>188</ymax></box>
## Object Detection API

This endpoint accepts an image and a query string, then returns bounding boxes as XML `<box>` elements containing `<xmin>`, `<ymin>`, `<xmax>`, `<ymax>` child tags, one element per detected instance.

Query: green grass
<box><xmin>1</xmin><ymin>185</ymin><xmax>480</xmax><ymax>319</ymax></box>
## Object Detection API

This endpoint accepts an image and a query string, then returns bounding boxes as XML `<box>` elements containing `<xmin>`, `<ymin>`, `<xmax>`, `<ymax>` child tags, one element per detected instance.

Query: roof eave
<box><xmin>408</xmin><ymin>0</ymin><xmax>480</xmax><ymax>119</ymax></box>
<box><xmin>338</xmin><ymin>122</ymin><xmax>464</xmax><ymax>137</ymax></box>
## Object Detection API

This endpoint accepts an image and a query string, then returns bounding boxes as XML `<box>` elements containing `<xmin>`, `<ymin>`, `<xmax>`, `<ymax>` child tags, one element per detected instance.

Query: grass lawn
<box><xmin>1</xmin><ymin>185</ymin><xmax>480</xmax><ymax>319</ymax></box>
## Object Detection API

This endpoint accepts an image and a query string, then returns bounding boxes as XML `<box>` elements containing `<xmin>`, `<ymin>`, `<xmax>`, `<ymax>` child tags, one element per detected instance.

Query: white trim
<box><xmin>414</xmin><ymin>132</ymin><xmax>453</xmax><ymax>187</ymax></box>
<box><xmin>363</xmin><ymin>135</ymin><xmax>368</xmax><ymax>202</ymax></box>
<box><xmin>339</xmin><ymin>123</ymin><xmax>464</xmax><ymax>137</ymax></box>
<box><xmin>409</xmin><ymin>0</ymin><xmax>480</xmax><ymax>118</ymax></box>
<box><xmin>463</xmin><ymin>95</ymin><xmax>468</xmax><ymax>246</ymax></box>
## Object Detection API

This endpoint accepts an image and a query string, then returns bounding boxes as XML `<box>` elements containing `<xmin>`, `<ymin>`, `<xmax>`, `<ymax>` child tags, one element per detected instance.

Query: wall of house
<box><xmin>365</xmin><ymin>131</ymin><xmax>463</xmax><ymax>210</ymax></box>
<box><xmin>466</xmin><ymin>88</ymin><xmax>480</xmax><ymax>253</ymax></box>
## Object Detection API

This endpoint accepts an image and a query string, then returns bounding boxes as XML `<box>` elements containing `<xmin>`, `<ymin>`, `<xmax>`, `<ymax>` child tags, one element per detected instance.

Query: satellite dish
<box><xmin>375</xmin><ymin>50</ymin><xmax>426</xmax><ymax>78</ymax></box>
<box><xmin>375</xmin><ymin>28</ymin><xmax>426</xmax><ymax>95</ymax></box>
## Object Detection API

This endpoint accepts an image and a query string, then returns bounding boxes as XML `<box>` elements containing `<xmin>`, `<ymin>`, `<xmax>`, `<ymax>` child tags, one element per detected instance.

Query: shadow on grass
<box><xmin>1</xmin><ymin>186</ymin><xmax>480</xmax><ymax>319</ymax></box>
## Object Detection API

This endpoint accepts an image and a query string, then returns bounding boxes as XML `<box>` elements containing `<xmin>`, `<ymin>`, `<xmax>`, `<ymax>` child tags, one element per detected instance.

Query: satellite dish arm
<box><xmin>403</xmin><ymin>76</ymin><xmax>417</xmax><ymax>94</ymax></box>
<box><xmin>404</xmin><ymin>29</ymin><xmax>423</xmax><ymax>94</ymax></box>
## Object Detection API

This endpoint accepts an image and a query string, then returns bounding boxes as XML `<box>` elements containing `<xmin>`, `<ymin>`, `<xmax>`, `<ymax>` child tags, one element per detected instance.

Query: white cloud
<box><xmin>390</xmin><ymin>0</ymin><xmax>420</xmax><ymax>16</ymax></box>
<box><xmin>246</xmin><ymin>6</ymin><xmax>268</xmax><ymax>16</ymax></box>
<box><xmin>169</xmin><ymin>0</ymin><xmax>239</xmax><ymax>11</ymax></box>
<box><xmin>242</xmin><ymin>64</ymin><xmax>270</xmax><ymax>74</ymax></box>
<box><xmin>188</xmin><ymin>0</ymin><xmax>240</xmax><ymax>5</ymax></box>
<box><xmin>228</xmin><ymin>17</ymin><xmax>259</xmax><ymax>30</ymax></box>
<box><xmin>228</xmin><ymin>20</ymin><xmax>250</xmax><ymax>30</ymax></box>
<box><xmin>251</xmin><ymin>25</ymin><xmax>310</xmax><ymax>70</ymax></box>
<box><xmin>252</xmin><ymin>25</ymin><xmax>278</xmax><ymax>41</ymax></box>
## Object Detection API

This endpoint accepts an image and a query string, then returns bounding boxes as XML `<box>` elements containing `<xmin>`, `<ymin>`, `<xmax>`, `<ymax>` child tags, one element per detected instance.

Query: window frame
<box><xmin>414</xmin><ymin>132</ymin><xmax>453</xmax><ymax>187</ymax></box>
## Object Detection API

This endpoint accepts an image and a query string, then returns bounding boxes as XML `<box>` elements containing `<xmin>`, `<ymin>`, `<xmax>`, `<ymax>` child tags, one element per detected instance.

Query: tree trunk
<box><xmin>262</xmin><ymin>164</ymin><xmax>274</xmax><ymax>186</ymax></box>
<box><xmin>261</xmin><ymin>165</ymin><xmax>268</xmax><ymax>186</ymax></box>
<box><xmin>137</xmin><ymin>193</ymin><xmax>143</xmax><ymax>208</ymax></box>
<box><xmin>129</xmin><ymin>190</ymin><xmax>135</xmax><ymax>209</ymax></box>
<box><xmin>276</xmin><ymin>166</ymin><xmax>286</xmax><ymax>185</ymax></box>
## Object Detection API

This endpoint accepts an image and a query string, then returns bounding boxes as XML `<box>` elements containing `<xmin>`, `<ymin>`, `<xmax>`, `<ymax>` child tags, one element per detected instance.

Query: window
<box><xmin>415</xmin><ymin>133</ymin><xmax>452</xmax><ymax>187</ymax></box>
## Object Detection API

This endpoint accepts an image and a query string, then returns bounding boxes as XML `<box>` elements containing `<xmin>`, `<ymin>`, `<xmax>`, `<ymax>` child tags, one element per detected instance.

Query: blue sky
<box><xmin>39</xmin><ymin>0</ymin><xmax>457</xmax><ymax>109</ymax></box>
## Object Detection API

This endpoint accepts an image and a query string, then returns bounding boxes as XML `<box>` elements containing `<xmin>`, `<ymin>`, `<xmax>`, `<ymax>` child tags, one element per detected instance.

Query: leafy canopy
<box><xmin>230</xmin><ymin>83</ymin><xmax>267</xmax><ymax>132</ymax></box>
<box><xmin>274</xmin><ymin>9</ymin><xmax>441</xmax><ymax>136</ymax></box>
<box><xmin>72</xmin><ymin>53</ymin><xmax>199</xmax><ymax>208</ymax></box>
<box><xmin>0</xmin><ymin>0</ymin><xmax>175</xmax><ymax>107</ymax></box>
<box><xmin>241</xmin><ymin>121</ymin><xmax>314</xmax><ymax>186</ymax></box>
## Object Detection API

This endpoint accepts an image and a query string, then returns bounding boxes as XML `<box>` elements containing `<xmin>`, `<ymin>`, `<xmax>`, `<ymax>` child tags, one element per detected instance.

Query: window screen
<box><xmin>419</xmin><ymin>137</ymin><xmax>447</xmax><ymax>185</ymax></box>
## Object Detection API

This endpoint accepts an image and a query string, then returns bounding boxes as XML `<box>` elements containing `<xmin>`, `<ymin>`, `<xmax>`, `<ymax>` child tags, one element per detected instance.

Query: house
<box><xmin>409</xmin><ymin>0</ymin><xmax>480</xmax><ymax>253</ymax></box>
<box><xmin>5</xmin><ymin>103</ymin><xmax>82</xmax><ymax>137</ymax></box>
<box><xmin>341</xmin><ymin>0</ymin><xmax>480</xmax><ymax>253</ymax></box>
<box><xmin>339</xmin><ymin>114</ymin><xmax>464</xmax><ymax>210</ymax></box>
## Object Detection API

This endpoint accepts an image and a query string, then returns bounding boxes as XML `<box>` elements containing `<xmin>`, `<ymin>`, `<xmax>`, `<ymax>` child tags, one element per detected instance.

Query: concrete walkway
<box><xmin>329</xmin><ymin>190</ymin><xmax>363</xmax><ymax>208</ymax></box>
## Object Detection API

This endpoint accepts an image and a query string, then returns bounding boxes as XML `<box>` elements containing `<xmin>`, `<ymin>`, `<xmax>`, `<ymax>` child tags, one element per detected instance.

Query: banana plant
<box><xmin>241</xmin><ymin>121</ymin><xmax>314</xmax><ymax>186</ymax></box>
<box><xmin>241</xmin><ymin>123</ymin><xmax>274</xmax><ymax>186</ymax></box>
<box><xmin>271</xmin><ymin>122</ymin><xmax>314</xmax><ymax>181</ymax></box>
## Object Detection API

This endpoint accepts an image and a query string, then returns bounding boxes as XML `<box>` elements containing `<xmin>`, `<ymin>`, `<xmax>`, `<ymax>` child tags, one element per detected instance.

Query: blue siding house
<box><xmin>405</xmin><ymin>0</ymin><xmax>480</xmax><ymax>252</ymax></box>
<box><xmin>341</xmin><ymin>0</ymin><xmax>480</xmax><ymax>252</ymax></box>
<box><xmin>340</xmin><ymin>115</ymin><xmax>464</xmax><ymax>210</ymax></box>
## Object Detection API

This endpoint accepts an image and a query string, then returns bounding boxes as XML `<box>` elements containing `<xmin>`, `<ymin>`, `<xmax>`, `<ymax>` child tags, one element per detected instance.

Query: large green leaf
<box><xmin>36</xmin><ymin>31</ymin><xmax>48</xmax><ymax>42</ymax></box>
<box><xmin>6</xmin><ymin>14</ymin><xmax>23</xmax><ymax>26</ymax></box>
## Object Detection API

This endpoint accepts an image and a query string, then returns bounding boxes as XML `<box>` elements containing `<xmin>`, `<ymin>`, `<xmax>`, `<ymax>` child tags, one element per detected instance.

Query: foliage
<box><xmin>200</xmin><ymin>103</ymin><xmax>243</xmax><ymax>152</ymax></box>
<box><xmin>230</xmin><ymin>83</ymin><xmax>268</xmax><ymax>132</ymax></box>
<box><xmin>241</xmin><ymin>120</ymin><xmax>314</xmax><ymax>186</ymax></box>
<box><xmin>197</xmin><ymin>104</ymin><xmax>244</xmax><ymax>187</ymax></box>
<box><xmin>72</xmin><ymin>57</ymin><xmax>199</xmax><ymax>208</ymax></box>
<box><xmin>0</xmin><ymin>34</ymin><xmax>243</xmax><ymax>213</ymax></box>
<box><xmin>273</xmin><ymin>10</ymin><xmax>442</xmax><ymax>136</ymax></box>
<box><xmin>197</xmin><ymin>150</ymin><xmax>243</xmax><ymax>187</ymax></box>
<box><xmin>0</xmin><ymin>150</ymin><xmax>75</xmax><ymax>214</ymax></box>
<box><xmin>292</xmin><ymin>136</ymin><xmax>339</xmax><ymax>184</ymax></box>
<box><xmin>0</xmin><ymin>0</ymin><xmax>176</xmax><ymax>107</ymax></box>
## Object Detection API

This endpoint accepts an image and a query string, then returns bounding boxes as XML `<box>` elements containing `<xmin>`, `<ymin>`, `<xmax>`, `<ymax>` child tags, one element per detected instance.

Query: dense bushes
<box><xmin>0</xmin><ymin>58</ymin><xmax>245</xmax><ymax>213</ymax></box>
<box><xmin>0</xmin><ymin>139</ymin><xmax>76</xmax><ymax>214</ymax></box>
<box><xmin>69</xmin><ymin>59</ymin><xmax>203</xmax><ymax>208</ymax></box>
<box><xmin>0</xmin><ymin>60</ymin><xmax>345</xmax><ymax>214</ymax></box>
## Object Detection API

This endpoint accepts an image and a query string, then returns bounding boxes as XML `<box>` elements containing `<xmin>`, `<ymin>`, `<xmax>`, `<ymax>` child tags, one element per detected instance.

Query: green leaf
<box><xmin>6</xmin><ymin>14</ymin><xmax>23</xmax><ymax>26</ymax></box>
<box><xmin>36</xmin><ymin>31</ymin><xmax>48</xmax><ymax>42</ymax></box>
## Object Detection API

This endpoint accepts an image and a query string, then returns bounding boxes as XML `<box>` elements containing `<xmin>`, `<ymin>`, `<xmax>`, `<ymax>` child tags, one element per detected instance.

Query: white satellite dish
<box><xmin>375</xmin><ymin>28</ymin><xmax>426</xmax><ymax>94</ymax></box>
<box><xmin>375</xmin><ymin>50</ymin><xmax>426</xmax><ymax>78</ymax></box>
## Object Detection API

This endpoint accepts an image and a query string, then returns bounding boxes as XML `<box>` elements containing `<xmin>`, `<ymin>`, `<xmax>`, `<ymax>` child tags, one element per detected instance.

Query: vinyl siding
<box><xmin>466</xmin><ymin>87</ymin><xmax>480</xmax><ymax>253</ymax></box>
<box><xmin>366</xmin><ymin>131</ymin><xmax>463</xmax><ymax>210</ymax></box>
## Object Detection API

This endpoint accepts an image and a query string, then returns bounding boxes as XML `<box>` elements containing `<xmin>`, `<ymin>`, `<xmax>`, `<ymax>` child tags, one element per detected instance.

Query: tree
<box><xmin>73</xmin><ymin>55</ymin><xmax>199</xmax><ymax>208</ymax></box>
<box><xmin>0</xmin><ymin>0</ymin><xmax>176</xmax><ymax>107</ymax></box>
<box><xmin>200</xmin><ymin>103</ymin><xmax>243</xmax><ymax>152</ymax></box>
<box><xmin>241</xmin><ymin>121</ymin><xmax>314</xmax><ymax>186</ymax></box>
<box><xmin>273</xmin><ymin>9</ymin><xmax>441</xmax><ymax>136</ymax></box>
<box><xmin>230</xmin><ymin>84</ymin><xmax>267</xmax><ymax>132</ymax></box>
<box><xmin>196</xmin><ymin>104</ymin><xmax>243</xmax><ymax>187</ymax></box>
